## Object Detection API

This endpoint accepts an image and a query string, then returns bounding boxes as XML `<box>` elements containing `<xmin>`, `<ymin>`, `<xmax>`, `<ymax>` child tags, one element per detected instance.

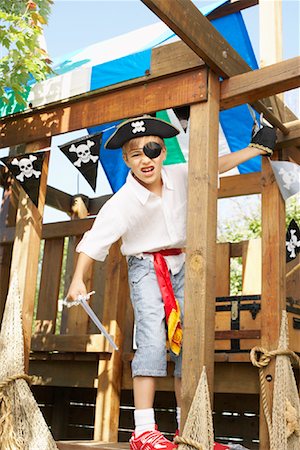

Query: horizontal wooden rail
<box><xmin>215</xmin><ymin>330</ymin><xmax>261</xmax><ymax>340</ymax></box>
<box><xmin>220</xmin><ymin>57</ymin><xmax>300</xmax><ymax>110</ymax></box>
<box><xmin>0</xmin><ymin>68</ymin><xmax>207</xmax><ymax>148</ymax></box>
<box><xmin>31</xmin><ymin>333</ymin><xmax>113</xmax><ymax>353</ymax></box>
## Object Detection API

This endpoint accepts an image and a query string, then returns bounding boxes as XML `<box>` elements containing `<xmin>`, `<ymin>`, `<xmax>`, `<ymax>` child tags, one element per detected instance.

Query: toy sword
<box><xmin>62</xmin><ymin>291</ymin><xmax>118</xmax><ymax>351</ymax></box>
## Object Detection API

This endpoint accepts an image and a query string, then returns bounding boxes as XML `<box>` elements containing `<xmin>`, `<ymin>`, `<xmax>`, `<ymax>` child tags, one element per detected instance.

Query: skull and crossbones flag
<box><xmin>58</xmin><ymin>133</ymin><xmax>102</xmax><ymax>191</ymax></box>
<box><xmin>0</xmin><ymin>151</ymin><xmax>48</xmax><ymax>207</ymax></box>
<box><xmin>270</xmin><ymin>160</ymin><xmax>300</xmax><ymax>201</ymax></box>
<box><xmin>286</xmin><ymin>219</ymin><xmax>300</xmax><ymax>262</ymax></box>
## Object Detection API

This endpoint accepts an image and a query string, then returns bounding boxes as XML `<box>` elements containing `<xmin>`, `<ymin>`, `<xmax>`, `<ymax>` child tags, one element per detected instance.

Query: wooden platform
<box><xmin>57</xmin><ymin>443</ymin><xmax>129</xmax><ymax>450</ymax></box>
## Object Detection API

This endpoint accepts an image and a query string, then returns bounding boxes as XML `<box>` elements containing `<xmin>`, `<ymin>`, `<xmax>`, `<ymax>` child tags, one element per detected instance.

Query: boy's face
<box><xmin>123</xmin><ymin>135</ymin><xmax>166</xmax><ymax>191</ymax></box>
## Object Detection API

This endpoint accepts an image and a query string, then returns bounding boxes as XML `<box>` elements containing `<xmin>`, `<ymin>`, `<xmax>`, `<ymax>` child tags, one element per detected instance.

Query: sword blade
<box><xmin>80</xmin><ymin>299</ymin><xmax>118</xmax><ymax>351</ymax></box>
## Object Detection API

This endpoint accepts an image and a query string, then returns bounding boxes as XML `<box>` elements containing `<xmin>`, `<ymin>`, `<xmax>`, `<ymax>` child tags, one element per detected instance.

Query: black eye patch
<box><xmin>143</xmin><ymin>142</ymin><xmax>162</xmax><ymax>159</ymax></box>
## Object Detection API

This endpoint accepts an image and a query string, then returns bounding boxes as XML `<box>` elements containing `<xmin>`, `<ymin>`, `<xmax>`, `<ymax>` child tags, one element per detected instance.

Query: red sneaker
<box><xmin>214</xmin><ymin>443</ymin><xmax>230</xmax><ymax>450</ymax></box>
<box><xmin>130</xmin><ymin>428</ymin><xmax>176</xmax><ymax>450</ymax></box>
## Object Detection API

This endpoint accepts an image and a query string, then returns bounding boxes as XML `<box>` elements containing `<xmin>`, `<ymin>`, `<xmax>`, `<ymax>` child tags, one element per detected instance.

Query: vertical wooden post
<box><xmin>260</xmin><ymin>156</ymin><xmax>286</xmax><ymax>450</ymax></box>
<box><xmin>259</xmin><ymin>2</ymin><xmax>286</xmax><ymax>448</ymax></box>
<box><xmin>93</xmin><ymin>241</ymin><xmax>128</xmax><ymax>442</ymax></box>
<box><xmin>0</xmin><ymin>174</ymin><xmax>19</xmax><ymax>322</ymax></box>
<box><xmin>0</xmin><ymin>145</ymin><xmax>24</xmax><ymax>323</ymax></box>
<box><xmin>9</xmin><ymin>138</ymin><xmax>51</xmax><ymax>372</ymax></box>
<box><xmin>181</xmin><ymin>70</ymin><xmax>220</xmax><ymax>429</ymax></box>
<box><xmin>259</xmin><ymin>0</ymin><xmax>284</xmax><ymax>119</ymax></box>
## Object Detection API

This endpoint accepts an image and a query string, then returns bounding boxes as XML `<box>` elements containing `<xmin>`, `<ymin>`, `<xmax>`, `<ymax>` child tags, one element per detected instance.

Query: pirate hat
<box><xmin>104</xmin><ymin>115</ymin><xmax>180</xmax><ymax>149</ymax></box>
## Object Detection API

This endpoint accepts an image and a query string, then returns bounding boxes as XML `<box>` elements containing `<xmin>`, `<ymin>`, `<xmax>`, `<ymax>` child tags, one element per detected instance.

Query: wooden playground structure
<box><xmin>0</xmin><ymin>1</ymin><xmax>299</xmax><ymax>449</ymax></box>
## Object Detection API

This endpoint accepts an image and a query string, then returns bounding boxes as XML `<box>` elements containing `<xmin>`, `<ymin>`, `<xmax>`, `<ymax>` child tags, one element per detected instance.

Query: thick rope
<box><xmin>174</xmin><ymin>436</ymin><xmax>205</xmax><ymax>450</ymax></box>
<box><xmin>0</xmin><ymin>373</ymin><xmax>32</xmax><ymax>391</ymax></box>
<box><xmin>250</xmin><ymin>346</ymin><xmax>300</xmax><ymax>445</ymax></box>
<box><xmin>0</xmin><ymin>374</ymin><xmax>32</xmax><ymax>450</ymax></box>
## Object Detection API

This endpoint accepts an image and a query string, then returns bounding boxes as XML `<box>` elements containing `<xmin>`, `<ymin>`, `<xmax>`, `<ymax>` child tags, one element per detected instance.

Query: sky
<box><xmin>1</xmin><ymin>0</ymin><xmax>299</xmax><ymax>223</ymax></box>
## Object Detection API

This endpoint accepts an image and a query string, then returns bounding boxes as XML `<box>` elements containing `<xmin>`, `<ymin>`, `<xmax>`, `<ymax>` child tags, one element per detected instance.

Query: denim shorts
<box><xmin>127</xmin><ymin>256</ymin><xmax>185</xmax><ymax>378</ymax></box>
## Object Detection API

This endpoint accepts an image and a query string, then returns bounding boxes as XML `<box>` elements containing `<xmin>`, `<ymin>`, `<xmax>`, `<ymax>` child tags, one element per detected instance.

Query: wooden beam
<box><xmin>260</xmin><ymin>156</ymin><xmax>286</xmax><ymax>450</ymax></box>
<box><xmin>220</xmin><ymin>57</ymin><xmax>300</xmax><ymax>110</ymax></box>
<box><xmin>0</xmin><ymin>69</ymin><xmax>207</xmax><ymax>148</ymax></box>
<box><xmin>218</xmin><ymin>172</ymin><xmax>261</xmax><ymax>198</ymax></box>
<box><xmin>9</xmin><ymin>139</ymin><xmax>51</xmax><ymax>372</ymax></box>
<box><xmin>141</xmin><ymin>0</ymin><xmax>290</xmax><ymax>133</ymax></box>
<box><xmin>31</xmin><ymin>333</ymin><xmax>111</xmax><ymax>353</ymax></box>
<box><xmin>207</xmin><ymin>0</ymin><xmax>259</xmax><ymax>21</ymax></box>
<box><xmin>0</xmin><ymin>170</ymin><xmax>19</xmax><ymax>323</ymax></box>
<box><xmin>181</xmin><ymin>71</ymin><xmax>220</xmax><ymax>428</ymax></box>
<box><xmin>93</xmin><ymin>242</ymin><xmax>128</xmax><ymax>442</ymax></box>
<box><xmin>142</xmin><ymin>0</ymin><xmax>250</xmax><ymax>78</ymax></box>
<box><xmin>276</xmin><ymin>120</ymin><xmax>300</xmax><ymax>149</ymax></box>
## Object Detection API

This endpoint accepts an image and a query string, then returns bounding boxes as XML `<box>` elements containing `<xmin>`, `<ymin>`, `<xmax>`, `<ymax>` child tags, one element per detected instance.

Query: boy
<box><xmin>67</xmin><ymin>115</ymin><xmax>276</xmax><ymax>450</ymax></box>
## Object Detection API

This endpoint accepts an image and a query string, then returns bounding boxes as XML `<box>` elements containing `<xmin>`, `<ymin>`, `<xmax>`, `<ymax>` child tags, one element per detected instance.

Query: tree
<box><xmin>0</xmin><ymin>0</ymin><xmax>53</xmax><ymax>107</ymax></box>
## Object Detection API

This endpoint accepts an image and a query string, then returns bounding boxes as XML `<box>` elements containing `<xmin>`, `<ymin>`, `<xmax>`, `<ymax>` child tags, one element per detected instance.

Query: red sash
<box><xmin>147</xmin><ymin>249</ymin><xmax>183</xmax><ymax>355</ymax></box>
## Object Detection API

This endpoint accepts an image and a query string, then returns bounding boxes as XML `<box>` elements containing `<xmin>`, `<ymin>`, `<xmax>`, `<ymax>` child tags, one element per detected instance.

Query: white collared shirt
<box><xmin>76</xmin><ymin>163</ymin><xmax>188</xmax><ymax>274</ymax></box>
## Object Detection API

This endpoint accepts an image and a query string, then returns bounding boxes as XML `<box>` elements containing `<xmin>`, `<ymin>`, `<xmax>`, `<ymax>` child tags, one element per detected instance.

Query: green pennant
<box><xmin>156</xmin><ymin>110</ymin><xmax>186</xmax><ymax>165</ymax></box>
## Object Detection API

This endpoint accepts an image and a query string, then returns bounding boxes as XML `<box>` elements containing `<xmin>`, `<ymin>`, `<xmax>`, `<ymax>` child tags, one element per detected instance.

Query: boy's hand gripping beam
<box><xmin>62</xmin><ymin>291</ymin><xmax>119</xmax><ymax>351</ymax></box>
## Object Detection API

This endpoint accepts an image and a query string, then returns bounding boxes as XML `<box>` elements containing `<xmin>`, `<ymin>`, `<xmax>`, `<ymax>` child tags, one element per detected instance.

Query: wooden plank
<box><xmin>215</xmin><ymin>330</ymin><xmax>261</xmax><ymax>340</ymax></box>
<box><xmin>66</xmin><ymin>237</ymin><xmax>93</xmax><ymax>335</ymax></box>
<box><xmin>0</xmin><ymin>156</ymin><xmax>20</xmax><ymax>323</ymax></box>
<box><xmin>216</xmin><ymin>243</ymin><xmax>230</xmax><ymax>296</ymax></box>
<box><xmin>207</xmin><ymin>0</ymin><xmax>259</xmax><ymax>21</ymax></box>
<box><xmin>220</xmin><ymin>57</ymin><xmax>300</xmax><ymax>110</ymax></box>
<box><xmin>242</xmin><ymin>239</ymin><xmax>262</xmax><ymax>295</ymax></box>
<box><xmin>93</xmin><ymin>242</ymin><xmax>129</xmax><ymax>442</ymax></box>
<box><xmin>181</xmin><ymin>71</ymin><xmax>220</xmax><ymax>428</ymax></box>
<box><xmin>214</xmin><ymin>362</ymin><xmax>259</xmax><ymax>394</ymax></box>
<box><xmin>260</xmin><ymin>155</ymin><xmax>286</xmax><ymax>449</ymax></box>
<box><xmin>8</xmin><ymin>139</ymin><xmax>50</xmax><ymax>372</ymax></box>
<box><xmin>229</xmin><ymin>242</ymin><xmax>244</xmax><ymax>258</ymax></box>
<box><xmin>218</xmin><ymin>172</ymin><xmax>261</xmax><ymax>198</ymax></box>
<box><xmin>0</xmin><ymin>69</ymin><xmax>207</xmax><ymax>148</ymax></box>
<box><xmin>122</xmin><ymin>360</ymin><xmax>259</xmax><ymax>394</ymax></box>
<box><xmin>30</xmin><ymin>333</ymin><xmax>112</xmax><ymax>353</ymax></box>
<box><xmin>46</xmin><ymin>186</ymin><xmax>73</xmax><ymax>213</ymax></box>
<box><xmin>43</xmin><ymin>218</ymin><xmax>94</xmax><ymax>239</ymax></box>
<box><xmin>29</xmin><ymin>359</ymin><xmax>99</xmax><ymax>388</ymax></box>
<box><xmin>35</xmin><ymin>237</ymin><xmax>64</xmax><ymax>334</ymax></box>
<box><xmin>276</xmin><ymin>120</ymin><xmax>300</xmax><ymax>149</ymax></box>
<box><xmin>259</xmin><ymin>2</ymin><xmax>285</xmax><ymax>447</ymax></box>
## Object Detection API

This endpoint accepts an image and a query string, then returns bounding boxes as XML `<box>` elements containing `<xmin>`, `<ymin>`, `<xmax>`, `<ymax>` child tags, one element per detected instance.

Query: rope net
<box><xmin>0</xmin><ymin>272</ymin><xmax>58</xmax><ymax>450</ymax></box>
<box><xmin>175</xmin><ymin>367</ymin><xmax>214</xmax><ymax>450</ymax></box>
<box><xmin>250</xmin><ymin>310</ymin><xmax>300</xmax><ymax>450</ymax></box>
<box><xmin>272</xmin><ymin>310</ymin><xmax>300</xmax><ymax>450</ymax></box>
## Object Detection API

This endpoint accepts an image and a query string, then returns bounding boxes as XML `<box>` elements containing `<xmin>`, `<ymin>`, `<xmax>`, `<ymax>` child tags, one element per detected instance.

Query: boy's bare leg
<box><xmin>133</xmin><ymin>376</ymin><xmax>156</xmax><ymax>408</ymax></box>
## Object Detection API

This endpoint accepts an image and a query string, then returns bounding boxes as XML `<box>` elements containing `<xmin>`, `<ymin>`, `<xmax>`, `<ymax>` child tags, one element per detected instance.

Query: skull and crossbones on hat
<box><xmin>69</xmin><ymin>140</ymin><xmax>98</xmax><ymax>167</ymax></box>
<box><xmin>11</xmin><ymin>155</ymin><xmax>41</xmax><ymax>182</ymax></box>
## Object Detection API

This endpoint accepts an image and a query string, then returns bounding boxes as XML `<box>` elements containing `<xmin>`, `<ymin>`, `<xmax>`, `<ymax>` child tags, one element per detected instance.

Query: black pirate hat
<box><xmin>104</xmin><ymin>115</ymin><xmax>180</xmax><ymax>149</ymax></box>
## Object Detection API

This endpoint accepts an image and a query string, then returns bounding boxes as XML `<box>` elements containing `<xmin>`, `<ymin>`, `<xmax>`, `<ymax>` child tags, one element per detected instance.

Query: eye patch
<box><xmin>143</xmin><ymin>142</ymin><xmax>162</xmax><ymax>159</ymax></box>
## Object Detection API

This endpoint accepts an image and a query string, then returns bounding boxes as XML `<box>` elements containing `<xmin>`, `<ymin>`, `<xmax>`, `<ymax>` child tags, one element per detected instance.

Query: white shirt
<box><xmin>76</xmin><ymin>163</ymin><xmax>188</xmax><ymax>274</ymax></box>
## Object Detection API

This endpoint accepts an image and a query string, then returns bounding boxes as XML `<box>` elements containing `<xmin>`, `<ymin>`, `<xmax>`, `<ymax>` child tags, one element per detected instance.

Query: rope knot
<box><xmin>0</xmin><ymin>373</ymin><xmax>32</xmax><ymax>392</ymax></box>
<box><xmin>174</xmin><ymin>436</ymin><xmax>205</xmax><ymax>450</ymax></box>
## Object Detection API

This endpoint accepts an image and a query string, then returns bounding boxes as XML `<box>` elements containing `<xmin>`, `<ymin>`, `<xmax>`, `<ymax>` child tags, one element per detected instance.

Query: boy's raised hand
<box><xmin>66</xmin><ymin>277</ymin><xmax>87</xmax><ymax>302</ymax></box>
<box><xmin>249</xmin><ymin>123</ymin><xmax>277</xmax><ymax>157</ymax></box>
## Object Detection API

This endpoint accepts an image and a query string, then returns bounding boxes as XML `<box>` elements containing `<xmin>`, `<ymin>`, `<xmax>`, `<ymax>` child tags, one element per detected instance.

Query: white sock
<box><xmin>176</xmin><ymin>407</ymin><xmax>181</xmax><ymax>430</ymax></box>
<box><xmin>134</xmin><ymin>408</ymin><xmax>156</xmax><ymax>437</ymax></box>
